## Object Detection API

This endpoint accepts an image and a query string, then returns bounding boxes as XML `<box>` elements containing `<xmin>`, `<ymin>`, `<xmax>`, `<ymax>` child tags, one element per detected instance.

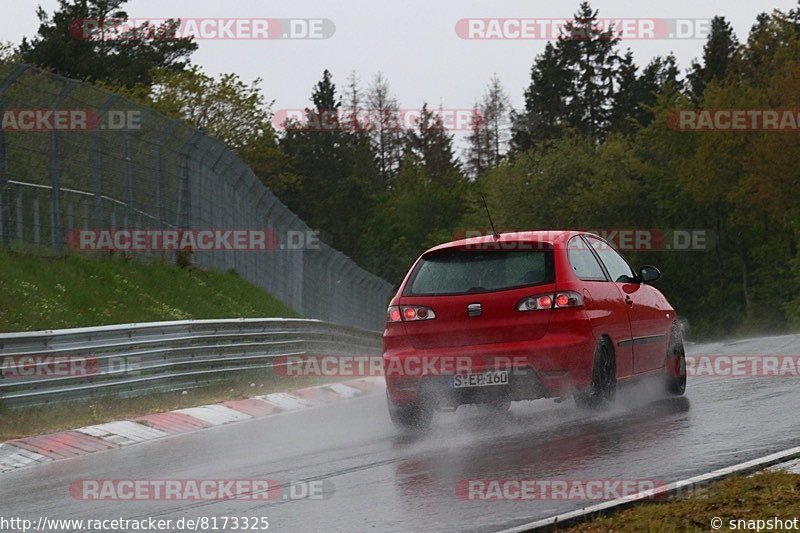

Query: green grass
<box><xmin>564</xmin><ymin>471</ymin><xmax>800</xmax><ymax>532</ymax></box>
<box><xmin>0</xmin><ymin>249</ymin><xmax>298</xmax><ymax>332</ymax></box>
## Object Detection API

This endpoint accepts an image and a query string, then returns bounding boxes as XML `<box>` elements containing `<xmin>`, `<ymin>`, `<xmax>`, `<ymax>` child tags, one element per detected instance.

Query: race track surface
<box><xmin>2</xmin><ymin>334</ymin><xmax>799</xmax><ymax>532</ymax></box>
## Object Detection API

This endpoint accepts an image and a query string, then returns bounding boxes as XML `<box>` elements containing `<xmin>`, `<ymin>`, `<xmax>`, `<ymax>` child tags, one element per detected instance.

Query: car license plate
<box><xmin>451</xmin><ymin>370</ymin><xmax>509</xmax><ymax>389</ymax></box>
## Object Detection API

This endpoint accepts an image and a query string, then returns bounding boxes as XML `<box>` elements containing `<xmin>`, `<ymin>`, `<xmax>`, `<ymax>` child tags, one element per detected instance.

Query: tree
<box><xmin>280</xmin><ymin>70</ymin><xmax>346</xmax><ymax>228</ymax></box>
<box><xmin>608</xmin><ymin>49</ymin><xmax>639</xmax><ymax>133</ymax></box>
<box><xmin>482</xmin><ymin>74</ymin><xmax>512</xmax><ymax>166</ymax></box>
<box><xmin>512</xmin><ymin>2</ymin><xmax>623</xmax><ymax>152</ymax></box>
<box><xmin>111</xmin><ymin>66</ymin><xmax>275</xmax><ymax>150</ymax></box>
<box><xmin>558</xmin><ymin>1</ymin><xmax>621</xmax><ymax>138</ymax></box>
<box><xmin>464</xmin><ymin>101</ymin><xmax>492</xmax><ymax>179</ymax></box>
<box><xmin>687</xmin><ymin>16</ymin><xmax>739</xmax><ymax>101</ymax></box>
<box><xmin>465</xmin><ymin>75</ymin><xmax>511</xmax><ymax>178</ymax></box>
<box><xmin>342</xmin><ymin>70</ymin><xmax>363</xmax><ymax>132</ymax></box>
<box><xmin>0</xmin><ymin>41</ymin><xmax>19</xmax><ymax>63</ymax></box>
<box><xmin>404</xmin><ymin>104</ymin><xmax>463</xmax><ymax>180</ymax></box>
<box><xmin>609</xmin><ymin>51</ymin><xmax>684</xmax><ymax>133</ymax></box>
<box><xmin>17</xmin><ymin>0</ymin><xmax>196</xmax><ymax>88</ymax></box>
<box><xmin>510</xmin><ymin>42</ymin><xmax>570</xmax><ymax>153</ymax></box>
<box><xmin>279</xmin><ymin>70</ymin><xmax>381</xmax><ymax>259</ymax></box>
<box><xmin>366</xmin><ymin>72</ymin><xmax>403</xmax><ymax>187</ymax></box>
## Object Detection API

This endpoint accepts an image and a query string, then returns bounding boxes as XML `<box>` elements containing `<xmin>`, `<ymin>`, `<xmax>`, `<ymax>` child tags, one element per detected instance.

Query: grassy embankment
<box><xmin>0</xmin><ymin>250</ymin><xmax>346</xmax><ymax>440</ymax></box>
<box><xmin>564</xmin><ymin>471</ymin><xmax>800</xmax><ymax>532</ymax></box>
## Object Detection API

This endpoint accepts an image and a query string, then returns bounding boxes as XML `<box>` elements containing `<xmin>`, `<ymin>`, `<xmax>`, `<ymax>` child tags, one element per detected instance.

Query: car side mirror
<box><xmin>638</xmin><ymin>265</ymin><xmax>661</xmax><ymax>283</ymax></box>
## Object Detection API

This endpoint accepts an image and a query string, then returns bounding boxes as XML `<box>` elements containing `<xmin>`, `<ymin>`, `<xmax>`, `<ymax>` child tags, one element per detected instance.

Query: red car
<box><xmin>383</xmin><ymin>230</ymin><xmax>686</xmax><ymax>429</ymax></box>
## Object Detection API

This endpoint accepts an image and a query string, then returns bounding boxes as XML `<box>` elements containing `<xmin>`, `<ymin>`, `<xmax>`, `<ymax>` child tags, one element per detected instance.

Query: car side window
<box><xmin>567</xmin><ymin>236</ymin><xmax>607</xmax><ymax>281</ymax></box>
<box><xmin>585</xmin><ymin>236</ymin><xmax>636</xmax><ymax>283</ymax></box>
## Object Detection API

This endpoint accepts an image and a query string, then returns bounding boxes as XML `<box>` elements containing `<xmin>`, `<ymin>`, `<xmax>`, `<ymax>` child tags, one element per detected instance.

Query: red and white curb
<box><xmin>0</xmin><ymin>377</ymin><xmax>385</xmax><ymax>474</ymax></box>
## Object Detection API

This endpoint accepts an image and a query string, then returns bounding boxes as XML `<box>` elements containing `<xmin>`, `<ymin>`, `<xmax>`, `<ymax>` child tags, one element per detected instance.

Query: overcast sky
<box><xmin>2</xmin><ymin>0</ymin><xmax>797</xmax><ymax>128</ymax></box>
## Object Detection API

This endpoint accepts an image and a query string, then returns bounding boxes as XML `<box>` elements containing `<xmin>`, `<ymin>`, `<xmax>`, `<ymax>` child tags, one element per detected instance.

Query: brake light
<box><xmin>386</xmin><ymin>305</ymin><xmax>436</xmax><ymax>322</ymax></box>
<box><xmin>516</xmin><ymin>291</ymin><xmax>583</xmax><ymax>311</ymax></box>
<box><xmin>387</xmin><ymin>306</ymin><xmax>402</xmax><ymax>322</ymax></box>
<box><xmin>554</xmin><ymin>291</ymin><xmax>583</xmax><ymax>308</ymax></box>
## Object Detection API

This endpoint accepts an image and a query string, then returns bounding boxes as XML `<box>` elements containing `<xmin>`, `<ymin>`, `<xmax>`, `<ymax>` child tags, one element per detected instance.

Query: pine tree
<box><xmin>687</xmin><ymin>16</ymin><xmax>739</xmax><ymax>101</ymax></box>
<box><xmin>404</xmin><ymin>104</ymin><xmax>462</xmax><ymax>181</ymax></box>
<box><xmin>366</xmin><ymin>72</ymin><xmax>403</xmax><ymax>188</ymax></box>
<box><xmin>510</xmin><ymin>42</ymin><xmax>570</xmax><ymax>153</ymax></box>
<box><xmin>558</xmin><ymin>1</ymin><xmax>621</xmax><ymax>138</ymax></box>
<box><xmin>483</xmin><ymin>74</ymin><xmax>512</xmax><ymax>166</ymax></box>
<box><xmin>342</xmin><ymin>70</ymin><xmax>364</xmax><ymax>132</ymax></box>
<box><xmin>465</xmin><ymin>75</ymin><xmax>511</xmax><ymax>178</ymax></box>
<box><xmin>465</xmin><ymin>101</ymin><xmax>492</xmax><ymax>179</ymax></box>
<box><xmin>608</xmin><ymin>49</ymin><xmax>639</xmax><ymax>133</ymax></box>
<box><xmin>17</xmin><ymin>0</ymin><xmax>197</xmax><ymax>88</ymax></box>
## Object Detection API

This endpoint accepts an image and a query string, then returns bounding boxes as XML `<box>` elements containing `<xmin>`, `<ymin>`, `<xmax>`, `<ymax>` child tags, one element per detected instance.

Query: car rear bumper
<box><xmin>383</xmin><ymin>328</ymin><xmax>596</xmax><ymax>406</ymax></box>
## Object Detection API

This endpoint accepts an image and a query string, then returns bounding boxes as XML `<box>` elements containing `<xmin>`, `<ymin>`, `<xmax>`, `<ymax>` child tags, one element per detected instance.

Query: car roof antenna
<box><xmin>481</xmin><ymin>194</ymin><xmax>499</xmax><ymax>240</ymax></box>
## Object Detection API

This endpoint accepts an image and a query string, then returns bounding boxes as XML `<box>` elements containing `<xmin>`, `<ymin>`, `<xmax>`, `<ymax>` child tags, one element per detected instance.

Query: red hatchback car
<box><xmin>383</xmin><ymin>230</ymin><xmax>686</xmax><ymax>429</ymax></box>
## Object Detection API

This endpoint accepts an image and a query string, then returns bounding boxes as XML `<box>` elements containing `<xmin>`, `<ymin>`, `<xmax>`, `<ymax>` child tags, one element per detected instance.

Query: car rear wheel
<box><xmin>665</xmin><ymin>325</ymin><xmax>687</xmax><ymax>395</ymax></box>
<box><xmin>387</xmin><ymin>393</ymin><xmax>433</xmax><ymax>430</ymax></box>
<box><xmin>574</xmin><ymin>337</ymin><xmax>616</xmax><ymax>409</ymax></box>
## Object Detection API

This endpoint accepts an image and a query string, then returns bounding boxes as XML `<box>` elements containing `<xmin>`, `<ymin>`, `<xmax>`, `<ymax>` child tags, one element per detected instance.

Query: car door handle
<box><xmin>625</xmin><ymin>296</ymin><xmax>633</xmax><ymax>306</ymax></box>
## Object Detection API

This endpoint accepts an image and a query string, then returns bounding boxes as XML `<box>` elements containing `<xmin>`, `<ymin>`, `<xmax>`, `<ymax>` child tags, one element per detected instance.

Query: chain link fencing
<box><xmin>0</xmin><ymin>63</ymin><xmax>393</xmax><ymax>331</ymax></box>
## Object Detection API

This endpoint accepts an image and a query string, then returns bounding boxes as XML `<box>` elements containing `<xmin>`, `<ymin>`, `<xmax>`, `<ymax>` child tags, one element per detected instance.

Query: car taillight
<box><xmin>386</xmin><ymin>305</ymin><xmax>436</xmax><ymax>322</ymax></box>
<box><xmin>387</xmin><ymin>306</ymin><xmax>402</xmax><ymax>322</ymax></box>
<box><xmin>516</xmin><ymin>291</ymin><xmax>583</xmax><ymax>311</ymax></box>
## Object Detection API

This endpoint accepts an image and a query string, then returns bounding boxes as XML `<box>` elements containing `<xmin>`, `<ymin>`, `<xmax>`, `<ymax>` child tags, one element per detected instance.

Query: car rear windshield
<box><xmin>404</xmin><ymin>249</ymin><xmax>554</xmax><ymax>296</ymax></box>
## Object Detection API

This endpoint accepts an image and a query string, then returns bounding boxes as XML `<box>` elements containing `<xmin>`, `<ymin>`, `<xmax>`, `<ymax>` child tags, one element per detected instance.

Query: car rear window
<box><xmin>404</xmin><ymin>249</ymin><xmax>554</xmax><ymax>296</ymax></box>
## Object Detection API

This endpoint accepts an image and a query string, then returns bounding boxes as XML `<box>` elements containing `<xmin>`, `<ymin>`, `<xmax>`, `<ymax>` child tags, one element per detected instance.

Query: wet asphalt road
<box><xmin>2</xmin><ymin>334</ymin><xmax>800</xmax><ymax>532</ymax></box>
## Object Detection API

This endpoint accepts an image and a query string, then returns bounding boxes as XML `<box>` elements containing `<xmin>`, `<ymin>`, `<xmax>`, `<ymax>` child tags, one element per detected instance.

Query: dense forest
<box><xmin>4</xmin><ymin>0</ymin><xmax>800</xmax><ymax>338</ymax></box>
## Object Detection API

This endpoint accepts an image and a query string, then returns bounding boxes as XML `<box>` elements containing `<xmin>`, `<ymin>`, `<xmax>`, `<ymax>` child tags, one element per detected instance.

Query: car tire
<box><xmin>665</xmin><ymin>325</ymin><xmax>687</xmax><ymax>395</ymax></box>
<box><xmin>574</xmin><ymin>337</ymin><xmax>617</xmax><ymax>409</ymax></box>
<box><xmin>387</xmin><ymin>393</ymin><xmax>433</xmax><ymax>430</ymax></box>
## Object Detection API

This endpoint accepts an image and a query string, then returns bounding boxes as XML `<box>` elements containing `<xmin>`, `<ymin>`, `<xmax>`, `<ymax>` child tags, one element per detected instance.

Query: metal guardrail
<box><xmin>0</xmin><ymin>319</ymin><xmax>383</xmax><ymax>407</ymax></box>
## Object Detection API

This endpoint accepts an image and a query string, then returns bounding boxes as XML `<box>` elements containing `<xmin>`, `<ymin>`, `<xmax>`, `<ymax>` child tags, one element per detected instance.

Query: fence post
<box><xmin>91</xmin><ymin>95</ymin><xmax>121</xmax><ymax>229</ymax></box>
<box><xmin>177</xmin><ymin>131</ymin><xmax>201</xmax><ymax>230</ymax></box>
<box><xmin>0</xmin><ymin>64</ymin><xmax>28</xmax><ymax>248</ymax></box>
<box><xmin>153</xmin><ymin>119</ymin><xmax>180</xmax><ymax>229</ymax></box>
<box><xmin>124</xmin><ymin>128</ymin><xmax>133</xmax><ymax>229</ymax></box>
<box><xmin>49</xmin><ymin>79</ymin><xmax>78</xmax><ymax>252</ymax></box>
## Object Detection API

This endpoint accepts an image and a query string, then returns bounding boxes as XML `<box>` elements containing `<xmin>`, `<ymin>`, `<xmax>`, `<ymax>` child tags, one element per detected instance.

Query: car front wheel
<box><xmin>665</xmin><ymin>325</ymin><xmax>687</xmax><ymax>395</ymax></box>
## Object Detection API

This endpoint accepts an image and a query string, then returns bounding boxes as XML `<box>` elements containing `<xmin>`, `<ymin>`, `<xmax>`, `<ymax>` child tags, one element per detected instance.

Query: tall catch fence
<box><xmin>0</xmin><ymin>63</ymin><xmax>392</xmax><ymax>331</ymax></box>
